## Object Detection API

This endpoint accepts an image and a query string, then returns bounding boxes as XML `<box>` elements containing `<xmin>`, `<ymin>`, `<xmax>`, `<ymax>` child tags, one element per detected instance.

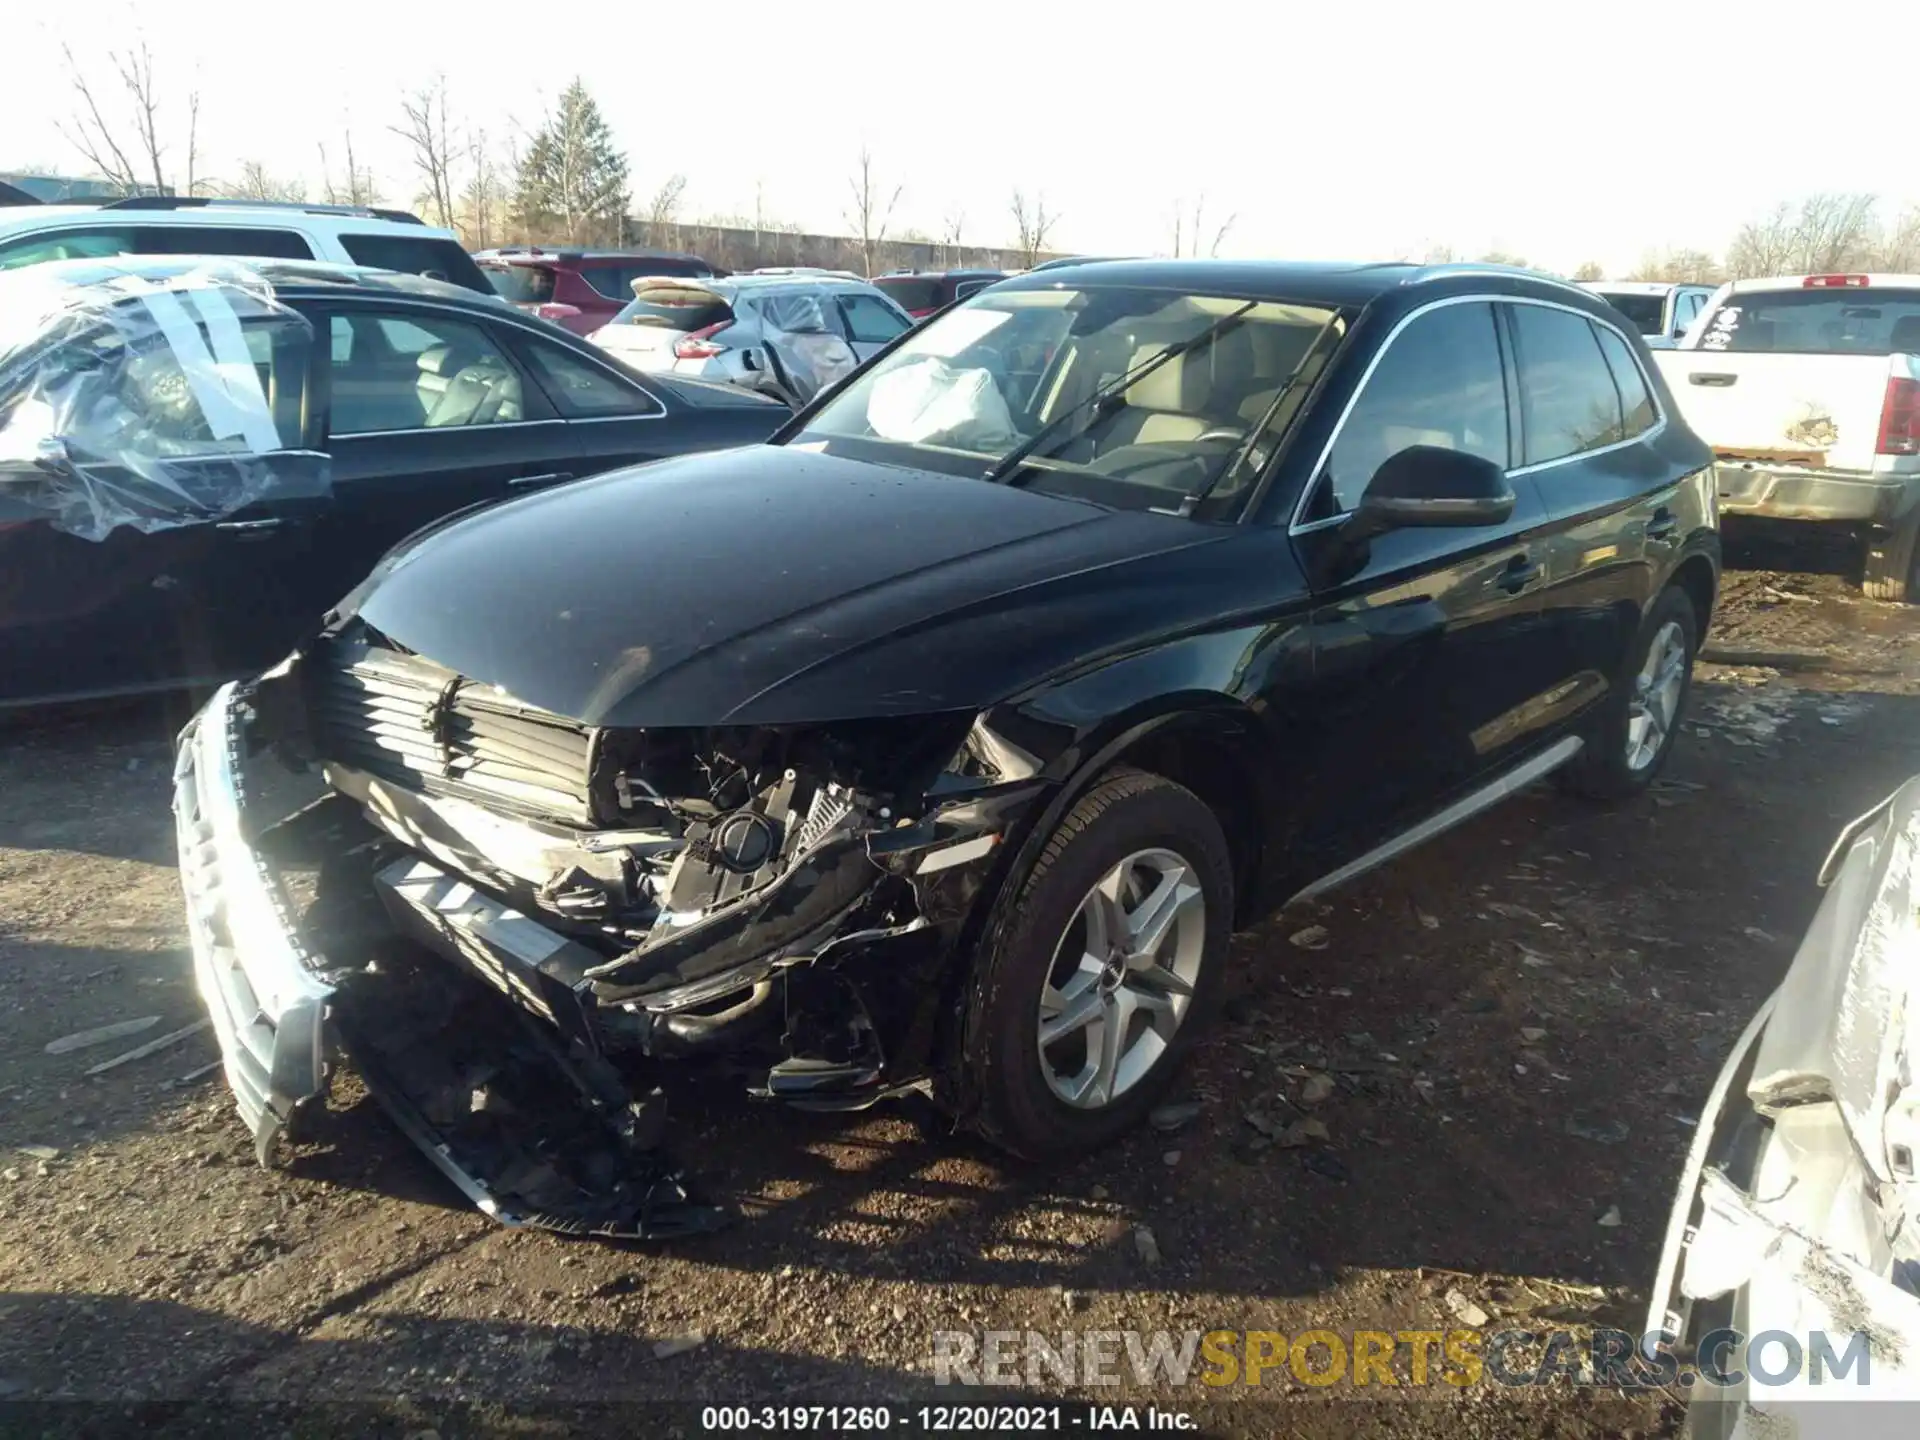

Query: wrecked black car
<box><xmin>177</xmin><ymin>259</ymin><xmax>1720</xmax><ymax>1236</ymax></box>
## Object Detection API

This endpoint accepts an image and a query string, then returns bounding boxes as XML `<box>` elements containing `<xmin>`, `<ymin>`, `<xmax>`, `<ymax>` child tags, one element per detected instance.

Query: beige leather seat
<box><xmin>1099</xmin><ymin>344</ymin><xmax>1214</xmax><ymax>448</ymax></box>
<box><xmin>1230</xmin><ymin>322</ymin><xmax>1321</xmax><ymax>425</ymax></box>
<box><xmin>416</xmin><ymin>345</ymin><xmax>524</xmax><ymax>427</ymax></box>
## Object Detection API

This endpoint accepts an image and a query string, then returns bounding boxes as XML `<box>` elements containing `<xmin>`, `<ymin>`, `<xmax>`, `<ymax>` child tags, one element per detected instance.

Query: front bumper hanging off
<box><xmin>173</xmin><ymin>682</ymin><xmax>1034</xmax><ymax>1237</ymax></box>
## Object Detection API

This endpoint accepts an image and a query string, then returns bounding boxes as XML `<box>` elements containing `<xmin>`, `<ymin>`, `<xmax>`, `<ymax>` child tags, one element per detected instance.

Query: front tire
<box><xmin>962</xmin><ymin>769</ymin><xmax>1233</xmax><ymax>1159</ymax></box>
<box><xmin>1564</xmin><ymin>585</ymin><xmax>1698</xmax><ymax>801</ymax></box>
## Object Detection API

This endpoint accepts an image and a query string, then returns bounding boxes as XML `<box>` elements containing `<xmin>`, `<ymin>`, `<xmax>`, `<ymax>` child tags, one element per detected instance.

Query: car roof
<box><xmin>1581</xmin><ymin>280</ymin><xmax>1696</xmax><ymax>295</ymax></box>
<box><xmin>0</xmin><ymin>199</ymin><xmax>456</xmax><ymax>242</ymax></box>
<box><xmin>878</xmin><ymin>268</ymin><xmax>1006</xmax><ymax>280</ymax></box>
<box><xmin>1721</xmin><ymin>272</ymin><xmax>1920</xmax><ymax>295</ymax></box>
<box><xmin>11</xmin><ymin>254</ymin><xmax>505</xmax><ymax>308</ymax></box>
<box><xmin>992</xmin><ymin>257</ymin><xmax>1594</xmax><ymax>309</ymax></box>
<box><xmin>477</xmin><ymin>248</ymin><xmax>710</xmax><ymax>266</ymax></box>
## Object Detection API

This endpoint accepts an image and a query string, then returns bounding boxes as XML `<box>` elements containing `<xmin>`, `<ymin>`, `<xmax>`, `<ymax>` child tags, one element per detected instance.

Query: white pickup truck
<box><xmin>1653</xmin><ymin>273</ymin><xmax>1920</xmax><ymax>598</ymax></box>
<box><xmin>1581</xmin><ymin>280</ymin><xmax>1717</xmax><ymax>349</ymax></box>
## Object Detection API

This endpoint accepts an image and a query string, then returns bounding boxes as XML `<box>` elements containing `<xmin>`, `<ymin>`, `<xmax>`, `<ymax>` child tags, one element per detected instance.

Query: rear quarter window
<box><xmin>340</xmin><ymin>234</ymin><xmax>492</xmax><ymax>294</ymax></box>
<box><xmin>1511</xmin><ymin>305</ymin><xmax>1627</xmax><ymax>463</ymax></box>
<box><xmin>483</xmin><ymin>263</ymin><xmax>557</xmax><ymax>304</ymax></box>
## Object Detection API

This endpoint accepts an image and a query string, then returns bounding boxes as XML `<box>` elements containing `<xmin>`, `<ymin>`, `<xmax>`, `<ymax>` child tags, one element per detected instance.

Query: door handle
<box><xmin>1497</xmin><ymin>555</ymin><xmax>1542</xmax><ymax>594</ymax></box>
<box><xmin>1689</xmin><ymin>372</ymin><xmax>1738</xmax><ymax>387</ymax></box>
<box><xmin>214</xmin><ymin>518</ymin><xmax>283</xmax><ymax>534</ymax></box>
<box><xmin>1647</xmin><ymin>509</ymin><xmax>1680</xmax><ymax>541</ymax></box>
<box><xmin>508</xmin><ymin>471</ymin><xmax>574</xmax><ymax>489</ymax></box>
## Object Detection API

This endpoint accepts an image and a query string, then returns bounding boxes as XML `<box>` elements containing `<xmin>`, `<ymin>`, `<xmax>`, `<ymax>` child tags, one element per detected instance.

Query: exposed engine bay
<box><xmin>194</xmin><ymin>622</ymin><xmax>1049</xmax><ymax>1236</ymax></box>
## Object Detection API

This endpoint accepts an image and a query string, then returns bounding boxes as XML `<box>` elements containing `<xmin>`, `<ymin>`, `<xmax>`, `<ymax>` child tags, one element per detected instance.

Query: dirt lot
<box><xmin>6</xmin><ymin>535</ymin><xmax>1920</xmax><ymax>1438</ymax></box>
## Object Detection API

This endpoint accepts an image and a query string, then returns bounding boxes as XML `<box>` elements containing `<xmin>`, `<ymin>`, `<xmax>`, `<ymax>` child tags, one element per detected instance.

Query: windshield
<box><xmin>794</xmin><ymin>286</ymin><xmax>1344</xmax><ymax>516</ymax></box>
<box><xmin>483</xmin><ymin>263</ymin><xmax>556</xmax><ymax>304</ymax></box>
<box><xmin>1699</xmin><ymin>287</ymin><xmax>1920</xmax><ymax>354</ymax></box>
<box><xmin>1595</xmin><ymin>291</ymin><xmax>1666</xmax><ymax>333</ymax></box>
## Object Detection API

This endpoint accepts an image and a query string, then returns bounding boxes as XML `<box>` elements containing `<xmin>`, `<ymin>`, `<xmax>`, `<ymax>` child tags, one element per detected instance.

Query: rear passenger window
<box><xmin>1510</xmin><ymin>305</ymin><xmax>1625</xmax><ymax>464</ymax></box>
<box><xmin>1592</xmin><ymin>324</ymin><xmax>1657</xmax><ymax>437</ymax></box>
<box><xmin>520</xmin><ymin>337</ymin><xmax>661</xmax><ymax>418</ymax></box>
<box><xmin>1319</xmin><ymin>302</ymin><xmax>1509</xmax><ymax>514</ymax></box>
<box><xmin>140</xmin><ymin>226</ymin><xmax>316</xmax><ymax>261</ymax></box>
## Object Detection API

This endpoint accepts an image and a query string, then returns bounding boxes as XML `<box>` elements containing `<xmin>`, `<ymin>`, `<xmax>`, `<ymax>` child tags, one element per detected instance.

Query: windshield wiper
<box><xmin>1176</xmin><ymin>319</ymin><xmax>1343</xmax><ymax>517</ymax></box>
<box><xmin>979</xmin><ymin>302</ymin><xmax>1256</xmax><ymax>487</ymax></box>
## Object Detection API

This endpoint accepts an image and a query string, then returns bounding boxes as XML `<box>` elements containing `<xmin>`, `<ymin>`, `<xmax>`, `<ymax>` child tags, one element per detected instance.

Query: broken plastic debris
<box><xmin>44</xmin><ymin>1015</ymin><xmax>160</xmax><ymax>1055</ymax></box>
<box><xmin>1597</xmin><ymin>1205</ymin><xmax>1623</xmax><ymax>1228</ymax></box>
<box><xmin>83</xmin><ymin>1018</ymin><xmax>209</xmax><ymax>1075</ymax></box>
<box><xmin>652</xmin><ymin>1333</ymin><xmax>706</xmax><ymax>1359</ymax></box>
<box><xmin>1444</xmin><ymin>1288</ymin><xmax>1490</xmax><ymax>1327</ymax></box>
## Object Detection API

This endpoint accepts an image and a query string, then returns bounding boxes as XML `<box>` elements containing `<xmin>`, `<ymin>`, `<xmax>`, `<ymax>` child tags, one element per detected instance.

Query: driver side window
<box><xmin>1319</xmin><ymin>302</ymin><xmax>1510</xmax><ymax>515</ymax></box>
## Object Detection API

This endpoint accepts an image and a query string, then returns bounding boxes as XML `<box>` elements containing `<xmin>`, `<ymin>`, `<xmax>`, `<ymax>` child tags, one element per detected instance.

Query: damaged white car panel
<box><xmin>1648</xmin><ymin>777</ymin><xmax>1920</xmax><ymax>1432</ymax></box>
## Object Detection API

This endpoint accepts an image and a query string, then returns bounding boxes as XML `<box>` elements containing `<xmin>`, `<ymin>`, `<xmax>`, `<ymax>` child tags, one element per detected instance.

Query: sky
<box><xmin>11</xmin><ymin>0</ymin><xmax>1918</xmax><ymax>275</ymax></box>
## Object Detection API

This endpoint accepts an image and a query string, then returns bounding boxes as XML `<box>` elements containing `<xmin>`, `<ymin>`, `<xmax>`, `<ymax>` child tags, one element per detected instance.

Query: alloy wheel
<box><xmin>1036</xmin><ymin>847</ymin><xmax>1207</xmax><ymax>1109</ymax></box>
<box><xmin>1626</xmin><ymin>619</ymin><xmax>1687</xmax><ymax>772</ymax></box>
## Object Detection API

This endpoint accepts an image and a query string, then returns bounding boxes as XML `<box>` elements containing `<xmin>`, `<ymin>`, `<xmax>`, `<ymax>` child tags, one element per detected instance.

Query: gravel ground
<box><xmin>6</xmin><ymin>535</ymin><xmax>1920</xmax><ymax>1438</ymax></box>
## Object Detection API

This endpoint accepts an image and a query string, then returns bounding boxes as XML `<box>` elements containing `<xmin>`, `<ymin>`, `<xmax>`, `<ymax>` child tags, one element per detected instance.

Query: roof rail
<box><xmin>98</xmin><ymin>196</ymin><xmax>427</xmax><ymax>226</ymax></box>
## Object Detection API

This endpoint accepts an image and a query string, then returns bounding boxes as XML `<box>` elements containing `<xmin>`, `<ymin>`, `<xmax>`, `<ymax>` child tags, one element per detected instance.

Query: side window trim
<box><xmin>1289</xmin><ymin>293</ymin><xmax>1507</xmax><ymax>534</ymax></box>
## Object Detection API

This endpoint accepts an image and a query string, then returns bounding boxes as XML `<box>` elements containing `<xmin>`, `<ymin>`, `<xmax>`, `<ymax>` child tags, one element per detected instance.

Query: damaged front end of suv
<box><xmin>175</xmin><ymin>619</ymin><xmax>1052</xmax><ymax>1238</ymax></box>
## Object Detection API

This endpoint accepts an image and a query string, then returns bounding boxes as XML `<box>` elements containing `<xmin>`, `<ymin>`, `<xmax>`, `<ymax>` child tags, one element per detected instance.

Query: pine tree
<box><xmin>512</xmin><ymin>80</ymin><xmax>629</xmax><ymax>245</ymax></box>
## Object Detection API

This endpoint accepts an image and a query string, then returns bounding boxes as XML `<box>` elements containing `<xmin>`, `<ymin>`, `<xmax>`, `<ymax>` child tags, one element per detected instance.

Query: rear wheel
<box><xmin>1564</xmin><ymin>585</ymin><xmax>1698</xmax><ymax>801</ymax></box>
<box><xmin>962</xmin><ymin>770</ymin><xmax>1233</xmax><ymax>1159</ymax></box>
<box><xmin>1862</xmin><ymin>506</ymin><xmax>1920</xmax><ymax>602</ymax></box>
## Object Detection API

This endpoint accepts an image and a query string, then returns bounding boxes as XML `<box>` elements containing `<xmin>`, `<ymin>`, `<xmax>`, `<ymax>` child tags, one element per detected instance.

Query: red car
<box><xmin>871</xmin><ymin>268</ymin><xmax>1008</xmax><ymax>321</ymax></box>
<box><xmin>477</xmin><ymin>248</ymin><xmax>719</xmax><ymax>336</ymax></box>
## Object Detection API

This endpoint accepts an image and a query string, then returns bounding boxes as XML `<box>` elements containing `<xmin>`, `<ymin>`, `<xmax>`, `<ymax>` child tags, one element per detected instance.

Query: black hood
<box><xmin>339</xmin><ymin>446</ymin><xmax>1235</xmax><ymax>727</ymax></box>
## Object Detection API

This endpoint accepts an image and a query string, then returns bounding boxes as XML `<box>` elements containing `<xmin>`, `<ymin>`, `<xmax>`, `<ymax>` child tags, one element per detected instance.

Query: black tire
<box><xmin>1564</xmin><ymin>585</ymin><xmax>1699</xmax><ymax>802</ymax></box>
<box><xmin>961</xmin><ymin>768</ymin><xmax>1233</xmax><ymax>1159</ymax></box>
<box><xmin>1863</xmin><ymin>507</ymin><xmax>1920</xmax><ymax>602</ymax></box>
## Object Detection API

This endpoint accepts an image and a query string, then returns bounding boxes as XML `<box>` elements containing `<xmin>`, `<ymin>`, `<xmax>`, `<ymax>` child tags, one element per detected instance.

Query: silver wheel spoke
<box><xmin>1039</xmin><ymin>986</ymin><xmax>1104</xmax><ymax>1048</ymax></box>
<box><xmin>1082</xmin><ymin>990</ymin><xmax>1133</xmax><ymax>1105</ymax></box>
<box><xmin>1132</xmin><ymin>961</ymin><xmax>1194</xmax><ymax>999</ymax></box>
<box><xmin>1125</xmin><ymin>865</ymin><xmax>1198</xmax><ymax>962</ymax></box>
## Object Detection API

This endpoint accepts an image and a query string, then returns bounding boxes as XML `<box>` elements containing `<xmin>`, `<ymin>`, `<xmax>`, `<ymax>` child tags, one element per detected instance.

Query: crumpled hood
<box><xmin>339</xmin><ymin>446</ymin><xmax>1231</xmax><ymax>727</ymax></box>
<box><xmin>1750</xmin><ymin>776</ymin><xmax>1920</xmax><ymax>1184</ymax></box>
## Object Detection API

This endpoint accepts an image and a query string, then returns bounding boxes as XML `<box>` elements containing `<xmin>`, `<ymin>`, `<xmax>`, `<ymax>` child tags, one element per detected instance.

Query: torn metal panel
<box><xmin>0</xmin><ymin>261</ymin><xmax>329</xmax><ymax>540</ymax></box>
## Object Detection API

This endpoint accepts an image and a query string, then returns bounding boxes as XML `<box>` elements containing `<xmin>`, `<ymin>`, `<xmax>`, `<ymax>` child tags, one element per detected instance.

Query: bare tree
<box><xmin>640</xmin><ymin>174</ymin><xmax>688</xmax><ymax>247</ymax></box>
<box><xmin>458</xmin><ymin>131</ymin><xmax>509</xmax><ymax>249</ymax></box>
<box><xmin>1421</xmin><ymin>243</ymin><xmax>1459</xmax><ymax>265</ymax></box>
<box><xmin>1881</xmin><ymin>209</ymin><xmax>1920</xmax><ymax>273</ymax></box>
<box><xmin>1011</xmin><ymin>189</ymin><xmax>1058</xmax><ymax>268</ymax></box>
<box><xmin>319</xmin><ymin>131</ymin><xmax>381</xmax><ymax>207</ymax></box>
<box><xmin>392</xmin><ymin>78</ymin><xmax>460</xmax><ymax>229</ymax></box>
<box><xmin>1795</xmin><ymin>192</ymin><xmax>1877</xmax><ymax>273</ymax></box>
<box><xmin>1169</xmin><ymin>195</ymin><xmax>1233</xmax><ymax>258</ymax></box>
<box><xmin>224</xmin><ymin>160</ymin><xmax>305</xmax><ymax>203</ymax></box>
<box><xmin>1571</xmin><ymin>260</ymin><xmax>1605</xmax><ymax>281</ymax></box>
<box><xmin>1727</xmin><ymin>194</ymin><xmax>1878</xmax><ymax>278</ymax></box>
<box><xmin>59</xmin><ymin>41</ymin><xmax>199</xmax><ymax>195</ymax></box>
<box><xmin>1479</xmin><ymin>249</ymin><xmax>1530</xmax><ymax>268</ymax></box>
<box><xmin>842</xmin><ymin>149</ymin><xmax>902</xmax><ymax>276</ymax></box>
<box><xmin>941</xmin><ymin>207</ymin><xmax>966</xmax><ymax>266</ymax></box>
<box><xmin>1629</xmin><ymin>247</ymin><xmax>1722</xmax><ymax>284</ymax></box>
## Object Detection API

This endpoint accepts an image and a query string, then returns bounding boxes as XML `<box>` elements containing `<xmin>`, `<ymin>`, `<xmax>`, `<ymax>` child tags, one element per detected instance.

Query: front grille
<box><xmin>310</xmin><ymin>634</ymin><xmax>596</xmax><ymax>825</ymax></box>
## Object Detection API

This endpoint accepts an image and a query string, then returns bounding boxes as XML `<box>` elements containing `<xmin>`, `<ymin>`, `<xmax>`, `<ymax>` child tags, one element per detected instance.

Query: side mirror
<box><xmin>1346</xmin><ymin>446</ymin><xmax>1515</xmax><ymax>542</ymax></box>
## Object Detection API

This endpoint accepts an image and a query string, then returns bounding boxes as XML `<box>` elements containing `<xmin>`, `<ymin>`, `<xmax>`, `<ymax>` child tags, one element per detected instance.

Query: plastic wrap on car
<box><xmin>756</xmin><ymin>293</ymin><xmax>859</xmax><ymax>405</ymax></box>
<box><xmin>0</xmin><ymin>261</ymin><xmax>330</xmax><ymax>541</ymax></box>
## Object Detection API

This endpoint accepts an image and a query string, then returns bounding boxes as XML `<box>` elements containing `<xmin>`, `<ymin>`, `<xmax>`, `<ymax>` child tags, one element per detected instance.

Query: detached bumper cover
<box><xmin>174</xmin><ymin>683</ymin><xmax>331</xmax><ymax>1164</ymax></box>
<box><xmin>1714</xmin><ymin>463</ymin><xmax>1915</xmax><ymax>524</ymax></box>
